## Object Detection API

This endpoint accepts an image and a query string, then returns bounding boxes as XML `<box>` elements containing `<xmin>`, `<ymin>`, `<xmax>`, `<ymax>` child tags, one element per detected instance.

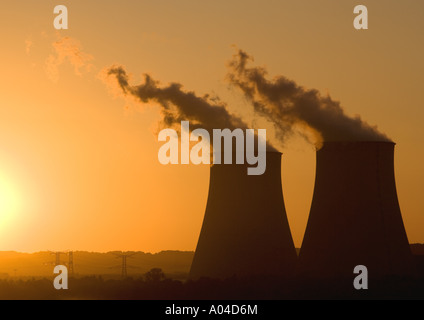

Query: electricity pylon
<box><xmin>49</xmin><ymin>251</ymin><xmax>67</xmax><ymax>265</ymax></box>
<box><xmin>111</xmin><ymin>252</ymin><xmax>138</xmax><ymax>278</ymax></box>
<box><xmin>47</xmin><ymin>251</ymin><xmax>74</xmax><ymax>275</ymax></box>
<box><xmin>68</xmin><ymin>251</ymin><xmax>74</xmax><ymax>276</ymax></box>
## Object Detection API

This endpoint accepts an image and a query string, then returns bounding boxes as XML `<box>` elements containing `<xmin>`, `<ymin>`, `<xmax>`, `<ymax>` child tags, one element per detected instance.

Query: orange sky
<box><xmin>0</xmin><ymin>1</ymin><xmax>423</xmax><ymax>252</ymax></box>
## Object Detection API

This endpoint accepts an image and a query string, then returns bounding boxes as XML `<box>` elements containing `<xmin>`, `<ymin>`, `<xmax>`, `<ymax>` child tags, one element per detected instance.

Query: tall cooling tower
<box><xmin>189</xmin><ymin>151</ymin><xmax>297</xmax><ymax>279</ymax></box>
<box><xmin>299</xmin><ymin>141</ymin><xmax>415</xmax><ymax>279</ymax></box>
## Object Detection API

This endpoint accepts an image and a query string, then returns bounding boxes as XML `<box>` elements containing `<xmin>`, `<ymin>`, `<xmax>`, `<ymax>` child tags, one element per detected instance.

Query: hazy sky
<box><xmin>0</xmin><ymin>0</ymin><xmax>423</xmax><ymax>252</ymax></box>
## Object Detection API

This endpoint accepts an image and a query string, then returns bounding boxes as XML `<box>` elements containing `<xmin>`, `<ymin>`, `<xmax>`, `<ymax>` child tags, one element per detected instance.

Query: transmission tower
<box><xmin>49</xmin><ymin>251</ymin><xmax>67</xmax><ymax>265</ymax></box>
<box><xmin>111</xmin><ymin>252</ymin><xmax>138</xmax><ymax>279</ymax></box>
<box><xmin>47</xmin><ymin>251</ymin><xmax>74</xmax><ymax>275</ymax></box>
<box><xmin>68</xmin><ymin>251</ymin><xmax>74</xmax><ymax>276</ymax></box>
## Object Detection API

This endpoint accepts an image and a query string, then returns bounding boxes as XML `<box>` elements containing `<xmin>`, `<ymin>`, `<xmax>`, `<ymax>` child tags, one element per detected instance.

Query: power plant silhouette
<box><xmin>299</xmin><ymin>141</ymin><xmax>415</xmax><ymax>279</ymax></box>
<box><xmin>190</xmin><ymin>142</ymin><xmax>416</xmax><ymax>280</ymax></box>
<box><xmin>190</xmin><ymin>151</ymin><xmax>297</xmax><ymax>279</ymax></box>
<box><xmin>16</xmin><ymin>142</ymin><xmax>418</xmax><ymax>286</ymax></box>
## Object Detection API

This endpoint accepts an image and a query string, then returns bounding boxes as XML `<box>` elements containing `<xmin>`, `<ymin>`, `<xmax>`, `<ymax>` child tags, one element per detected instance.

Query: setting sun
<box><xmin>0</xmin><ymin>174</ymin><xmax>21</xmax><ymax>228</ymax></box>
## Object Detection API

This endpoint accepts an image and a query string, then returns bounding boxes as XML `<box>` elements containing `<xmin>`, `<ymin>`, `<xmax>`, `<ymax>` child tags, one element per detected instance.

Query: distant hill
<box><xmin>0</xmin><ymin>250</ymin><xmax>194</xmax><ymax>279</ymax></box>
<box><xmin>1</xmin><ymin>244</ymin><xmax>423</xmax><ymax>279</ymax></box>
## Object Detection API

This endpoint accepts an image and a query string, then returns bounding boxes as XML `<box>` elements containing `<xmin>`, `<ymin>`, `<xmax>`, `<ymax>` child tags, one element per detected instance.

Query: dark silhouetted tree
<box><xmin>144</xmin><ymin>268</ymin><xmax>165</xmax><ymax>282</ymax></box>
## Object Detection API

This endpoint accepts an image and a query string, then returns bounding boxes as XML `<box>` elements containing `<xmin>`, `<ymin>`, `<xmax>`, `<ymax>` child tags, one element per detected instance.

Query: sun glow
<box><xmin>0</xmin><ymin>174</ymin><xmax>21</xmax><ymax>228</ymax></box>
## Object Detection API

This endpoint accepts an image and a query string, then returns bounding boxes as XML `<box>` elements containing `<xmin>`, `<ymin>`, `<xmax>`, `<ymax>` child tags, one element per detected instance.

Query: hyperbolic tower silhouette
<box><xmin>190</xmin><ymin>151</ymin><xmax>297</xmax><ymax>279</ymax></box>
<box><xmin>299</xmin><ymin>141</ymin><xmax>416</xmax><ymax>278</ymax></box>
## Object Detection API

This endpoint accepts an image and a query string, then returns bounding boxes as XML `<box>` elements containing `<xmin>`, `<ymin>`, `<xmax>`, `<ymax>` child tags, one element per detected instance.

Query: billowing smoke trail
<box><xmin>107</xmin><ymin>66</ymin><xmax>248</xmax><ymax>134</ymax></box>
<box><xmin>227</xmin><ymin>50</ymin><xmax>390</xmax><ymax>146</ymax></box>
<box><xmin>105</xmin><ymin>66</ymin><xmax>276</xmax><ymax>155</ymax></box>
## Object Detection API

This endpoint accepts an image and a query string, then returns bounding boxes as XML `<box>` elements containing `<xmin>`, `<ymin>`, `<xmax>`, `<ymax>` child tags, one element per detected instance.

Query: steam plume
<box><xmin>46</xmin><ymin>36</ymin><xmax>94</xmax><ymax>82</ymax></box>
<box><xmin>104</xmin><ymin>50</ymin><xmax>389</xmax><ymax>151</ymax></box>
<box><xmin>106</xmin><ymin>66</ymin><xmax>250</xmax><ymax>135</ymax></box>
<box><xmin>227</xmin><ymin>50</ymin><xmax>390</xmax><ymax>146</ymax></box>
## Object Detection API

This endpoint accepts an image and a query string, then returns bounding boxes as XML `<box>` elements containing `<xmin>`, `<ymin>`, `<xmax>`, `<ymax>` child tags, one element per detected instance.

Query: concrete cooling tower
<box><xmin>189</xmin><ymin>151</ymin><xmax>297</xmax><ymax>279</ymax></box>
<box><xmin>299</xmin><ymin>141</ymin><xmax>416</xmax><ymax>279</ymax></box>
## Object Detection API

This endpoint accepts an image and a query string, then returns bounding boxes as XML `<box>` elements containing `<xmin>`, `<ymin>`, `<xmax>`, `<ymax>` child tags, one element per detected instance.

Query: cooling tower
<box><xmin>189</xmin><ymin>151</ymin><xmax>297</xmax><ymax>279</ymax></box>
<box><xmin>299</xmin><ymin>141</ymin><xmax>415</xmax><ymax>279</ymax></box>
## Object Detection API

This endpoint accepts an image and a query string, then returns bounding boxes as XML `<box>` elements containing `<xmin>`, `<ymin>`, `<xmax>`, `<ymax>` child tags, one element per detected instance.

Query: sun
<box><xmin>0</xmin><ymin>175</ymin><xmax>21</xmax><ymax>227</ymax></box>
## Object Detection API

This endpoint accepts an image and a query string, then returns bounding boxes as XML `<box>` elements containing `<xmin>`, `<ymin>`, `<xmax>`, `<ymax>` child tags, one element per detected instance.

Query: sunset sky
<box><xmin>0</xmin><ymin>0</ymin><xmax>423</xmax><ymax>253</ymax></box>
